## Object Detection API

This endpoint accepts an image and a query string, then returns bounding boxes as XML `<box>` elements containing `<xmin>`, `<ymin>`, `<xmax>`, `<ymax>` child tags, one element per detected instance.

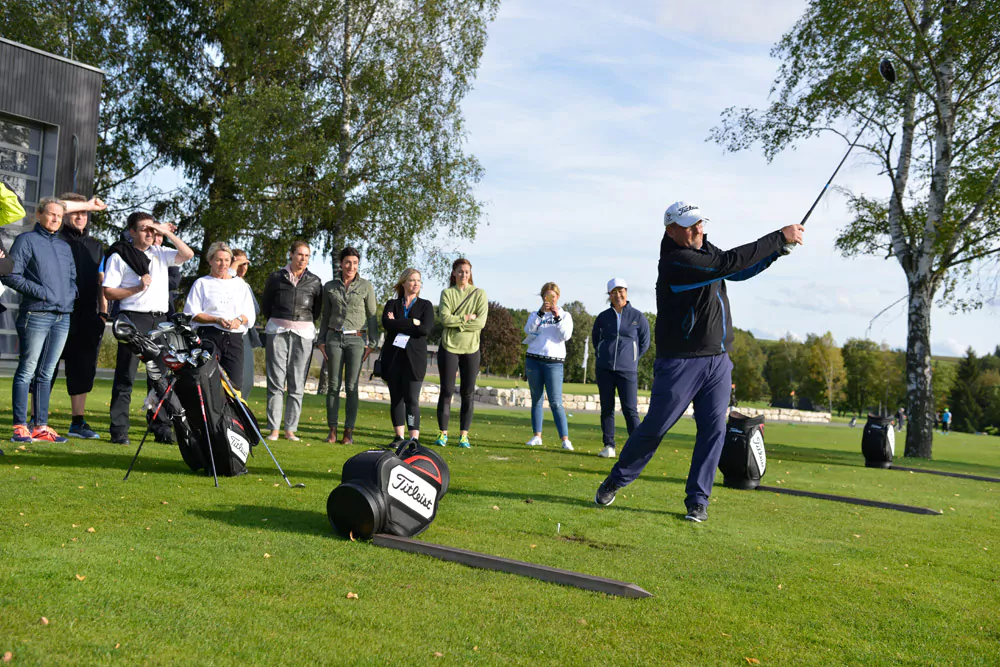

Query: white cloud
<box><xmin>932</xmin><ymin>338</ymin><xmax>970</xmax><ymax>358</ymax></box>
<box><xmin>655</xmin><ymin>0</ymin><xmax>808</xmax><ymax>45</ymax></box>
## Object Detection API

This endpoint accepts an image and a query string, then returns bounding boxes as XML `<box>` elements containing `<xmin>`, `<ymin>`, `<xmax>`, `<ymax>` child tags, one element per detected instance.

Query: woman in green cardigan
<box><xmin>434</xmin><ymin>258</ymin><xmax>488</xmax><ymax>448</ymax></box>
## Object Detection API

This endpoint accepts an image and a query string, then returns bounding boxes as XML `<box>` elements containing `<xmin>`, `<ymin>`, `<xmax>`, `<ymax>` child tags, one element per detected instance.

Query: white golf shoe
<box><xmin>526</xmin><ymin>435</ymin><xmax>543</xmax><ymax>446</ymax></box>
<box><xmin>598</xmin><ymin>446</ymin><xmax>616</xmax><ymax>459</ymax></box>
<box><xmin>561</xmin><ymin>439</ymin><xmax>574</xmax><ymax>451</ymax></box>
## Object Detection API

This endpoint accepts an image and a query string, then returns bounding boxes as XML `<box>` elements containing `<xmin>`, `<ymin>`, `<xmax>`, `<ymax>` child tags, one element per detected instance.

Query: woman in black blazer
<box><xmin>381</xmin><ymin>268</ymin><xmax>435</xmax><ymax>443</ymax></box>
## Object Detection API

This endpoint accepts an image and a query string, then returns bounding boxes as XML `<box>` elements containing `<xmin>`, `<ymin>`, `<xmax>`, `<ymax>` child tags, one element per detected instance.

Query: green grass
<box><xmin>424</xmin><ymin>374</ymin><xmax>652</xmax><ymax>397</ymax></box>
<box><xmin>2</xmin><ymin>379</ymin><xmax>998</xmax><ymax>665</ymax></box>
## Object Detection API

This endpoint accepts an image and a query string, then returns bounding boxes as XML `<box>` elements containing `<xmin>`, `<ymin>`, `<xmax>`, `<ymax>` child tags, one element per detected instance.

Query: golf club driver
<box><xmin>782</xmin><ymin>57</ymin><xmax>897</xmax><ymax>254</ymax></box>
<box><xmin>124</xmin><ymin>378</ymin><xmax>178</xmax><ymax>481</ymax></box>
<box><xmin>217</xmin><ymin>366</ymin><xmax>305</xmax><ymax>489</ymax></box>
<box><xmin>195</xmin><ymin>382</ymin><xmax>221</xmax><ymax>487</ymax></box>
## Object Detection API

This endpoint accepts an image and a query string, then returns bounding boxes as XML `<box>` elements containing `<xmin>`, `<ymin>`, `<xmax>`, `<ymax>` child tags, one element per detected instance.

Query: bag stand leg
<box><xmin>218</xmin><ymin>368</ymin><xmax>304</xmax><ymax>489</ymax></box>
<box><xmin>195</xmin><ymin>382</ymin><xmax>220</xmax><ymax>488</ymax></box>
<box><xmin>124</xmin><ymin>378</ymin><xmax>176</xmax><ymax>482</ymax></box>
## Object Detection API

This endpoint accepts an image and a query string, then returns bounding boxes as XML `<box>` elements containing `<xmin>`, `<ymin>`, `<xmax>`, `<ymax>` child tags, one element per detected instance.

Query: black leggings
<box><xmin>387</xmin><ymin>365</ymin><xmax>422</xmax><ymax>431</ymax></box>
<box><xmin>198</xmin><ymin>327</ymin><xmax>245</xmax><ymax>392</ymax></box>
<box><xmin>437</xmin><ymin>348</ymin><xmax>481</xmax><ymax>432</ymax></box>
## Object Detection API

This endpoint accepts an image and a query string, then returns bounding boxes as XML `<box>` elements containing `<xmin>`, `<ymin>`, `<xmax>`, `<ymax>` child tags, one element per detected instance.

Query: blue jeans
<box><xmin>13</xmin><ymin>311</ymin><xmax>71</xmax><ymax>426</ymax></box>
<box><xmin>525</xmin><ymin>356</ymin><xmax>569</xmax><ymax>438</ymax></box>
<box><xmin>608</xmin><ymin>354</ymin><xmax>732</xmax><ymax>507</ymax></box>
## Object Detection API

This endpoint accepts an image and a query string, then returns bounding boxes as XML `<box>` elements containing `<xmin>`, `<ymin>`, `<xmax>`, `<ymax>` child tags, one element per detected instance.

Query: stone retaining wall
<box><xmin>255</xmin><ymin>376</ymin><xmax>831</xmax><ymax>423</ymax></box>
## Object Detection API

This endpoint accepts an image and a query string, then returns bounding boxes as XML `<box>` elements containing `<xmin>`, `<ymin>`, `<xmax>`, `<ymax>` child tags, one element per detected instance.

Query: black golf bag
<box><xmin>173</xmin><ymin>357</ymin><xmax>258</xmax><ymax>477</ymax></box>
<box><xmin>718</xmin><ymin>411</ymin><xmax>767</xmax><ymax>490</ymax></box>
<box><xmin>862</xmin><ymin>414</ymin><xmax>895</xmax><ymax>468</ymax></box>
<box><xmin>327</xmin><ymin>440</ymin><xmax>450</xmax><ymax>540</ymax></box>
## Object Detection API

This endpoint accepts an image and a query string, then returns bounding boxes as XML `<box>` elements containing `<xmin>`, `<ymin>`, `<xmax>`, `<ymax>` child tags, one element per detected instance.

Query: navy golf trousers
<box><xmin>596</xmin><ymin>367</ymin><xmax>640</xmax><ymax>447</ymax></box>
<box><xmin>606</xmin><ymin>353</ymin><xmax>732</xmax><ymax>508</ymax></box>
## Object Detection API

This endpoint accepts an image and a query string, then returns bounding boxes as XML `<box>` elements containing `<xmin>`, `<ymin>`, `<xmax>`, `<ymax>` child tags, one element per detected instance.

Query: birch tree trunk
<box><xmin>904</xmin><ymin>279</ymin><xmax>936</xmax><ymax>457</ymax></box>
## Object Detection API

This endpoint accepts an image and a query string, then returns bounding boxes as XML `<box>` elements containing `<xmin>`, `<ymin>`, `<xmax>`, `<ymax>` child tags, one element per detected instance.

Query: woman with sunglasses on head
<box><xmin>381</xmin><ymin>268</ymin><xmax>434</xmax><ymax>444</ymax></box>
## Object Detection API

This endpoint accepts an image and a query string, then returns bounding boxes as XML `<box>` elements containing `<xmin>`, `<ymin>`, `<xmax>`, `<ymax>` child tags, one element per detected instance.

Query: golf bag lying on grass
<box><xmin>718</xmin><ymin>411</ymin><xmax>767</xmax><ymax>490</ymax></box>
<box><xmin>862</xmin><ymin>414</ymin><xmax>895</xmax><ymax>468</ymax></box>
<box><xmin>327</xmin><ymin>440</ymin><xmax>450</xmax><ymax>540</ymax></box>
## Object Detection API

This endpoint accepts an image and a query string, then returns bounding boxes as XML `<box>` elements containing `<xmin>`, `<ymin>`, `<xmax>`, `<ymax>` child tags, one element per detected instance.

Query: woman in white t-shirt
<box><xmin>183</xmin><ymin>242</ymin><xmax>256</xmax><ymax>391</ymax></box>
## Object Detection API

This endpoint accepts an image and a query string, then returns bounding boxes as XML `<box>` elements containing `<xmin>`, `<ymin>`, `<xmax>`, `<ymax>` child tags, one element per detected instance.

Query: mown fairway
<box><xmin>2</xmin><ymin>379</ymin><xmax>998</xmax><ymax>665</ymax></box>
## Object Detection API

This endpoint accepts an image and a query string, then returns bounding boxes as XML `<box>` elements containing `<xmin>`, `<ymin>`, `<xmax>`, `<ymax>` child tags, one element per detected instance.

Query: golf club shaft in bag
<box><xmin>196</xmin><ymin>383</ymin><xmax>220</xmax><ymax>487</ymax></box>
<box><xmin>216</xmin><ymin>366</ymin><xmax>304</xmax><ymax>488</ymax></box>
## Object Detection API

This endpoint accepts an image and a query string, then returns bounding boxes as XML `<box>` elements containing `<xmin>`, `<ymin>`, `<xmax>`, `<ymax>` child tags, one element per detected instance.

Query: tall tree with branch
<box><xmin>711</xmin><ymin>0</ymin><xmax>1000</xmax><ymax>458</ymax></box>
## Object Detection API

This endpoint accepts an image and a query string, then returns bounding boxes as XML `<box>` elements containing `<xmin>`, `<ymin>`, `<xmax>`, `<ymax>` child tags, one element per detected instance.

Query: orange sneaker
<box><xmin>11</xmin><ymin>424</ymin><xmax>32</xmax><ymax>443</ymax></box>
<box><xmin>31</xmin><ymin>425</ymin><xmax>68</xmax><ymax>443</ymax></box>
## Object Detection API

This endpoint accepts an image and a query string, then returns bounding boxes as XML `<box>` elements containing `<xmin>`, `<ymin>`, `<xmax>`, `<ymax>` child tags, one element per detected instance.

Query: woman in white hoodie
<box><xmin>523</xmin><ymin>282</ymin><xmax>574</xmax><ymax>450</ymax></box>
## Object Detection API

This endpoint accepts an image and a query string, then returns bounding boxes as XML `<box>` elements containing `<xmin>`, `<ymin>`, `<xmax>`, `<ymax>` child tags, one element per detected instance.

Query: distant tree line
<box><xmin>458</xmin><ymin>302</ymin><xmax>999</xmax><ymax>435</ymax></box>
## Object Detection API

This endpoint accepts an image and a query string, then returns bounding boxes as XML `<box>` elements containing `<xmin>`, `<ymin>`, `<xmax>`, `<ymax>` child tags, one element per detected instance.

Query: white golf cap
<box><xmin>607</xmin><ymin>278</ymin><xmax>627</xmax><ymax>293</ymax></box>
<box><xmin>663</xmin><ymin>201</ymin><xmax>709</xmax><ymax>228</ymax></box>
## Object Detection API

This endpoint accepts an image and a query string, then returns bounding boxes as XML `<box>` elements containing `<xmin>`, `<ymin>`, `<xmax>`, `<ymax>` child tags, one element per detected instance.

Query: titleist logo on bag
<box><xmin>228</xmin><ymin>428</ymin><xmax>250</xmax><ymax>464</ymax></box>
<box><xmin>387</xmin><ymin>465</ymin><xmax>438</xmax><ymax>518</ymax></box>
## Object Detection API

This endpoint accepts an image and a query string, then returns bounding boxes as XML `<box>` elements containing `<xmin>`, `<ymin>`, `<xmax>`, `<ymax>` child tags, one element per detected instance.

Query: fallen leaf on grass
<box><xmin>541</xmin><ymin>472</ymin><xmax>547</xmax><ymax>477</ymax></box>
<box><xmin>346</xmin><ymin>592</ymin><xmax>358</xmax><ymax>600</ymax></box>
<box><xmin>160</xmin><ymin>501</ymin><xmax>169</xmax><ymax>505</ymax></box>
<box><xmin>778</xmin><ymin>584</ymin><xmax>783</xmax><ymax>590</ymax></box>
<box><xmin>745</xmin><ymin>659</ymin><xmax>760</xmax><ymax>665</ymax></box>
<box><xmin>721</xmin><ymin>632</ymin><xmax>731</xmax><ymax>637</ymax></box>
<box><xmin>155</xmin><ymin>556</ymin><xmax>161</xmax><ymax>561</ymax></box>
<box><xmin>40</xmin><ymin>617</ymin><xmax>49</xmax><ymax>625</ymax></box>
<box><xmin>273</xmin><ymin>483</ymin><xmax>280</xmax><ymax>487</ymax></box>
<box><xmin>578</xmin><ymin>619</ymin><xmax>587</xmax><ymax>625</ymax></box>
<box><xmin>853</xmin><ymin>534</ymin><xmax>861</xmax><ymax>538</ymax></box>
<box><xmin>530</xmin><ymin>544</ymin><xmax>536</xmax><ymax>548</ymax></box>
<box><xmin>87</xmin><ymin>527</ymin><xmax>96</xmax><ymax>533</ymax></box>
<box><xmin>433</xmin><ymin>652</ymin><xmax>443</xmax><ymax>658</ymax></box>
<box><xmin>75</xmin><ymin>574</ymin><xmax>86</xmax><ymax>581</ymax></box>
<box><xmin>473</xmin><ymin>646</ymin><xmax>478</xmax><ymax>651</ymax></box>
<box><xmin>3</xmin><ymin>651</ymin><xmax>11</xmax><ymax>662</ymax></box>
<box><xmin>263</xmin><ymin>553</ymin><xmax>271</xmax><ymax>558</ymax></box>
<box><xmin>78</xmin><ymin>486</ymin><xmax>84</xmax><ymax>489</ymax></box>
<box><xmin>492</xmin><ymin>505</ymin><xmax>500</xmax><ymax>511</ymax></box>
<box><xmin>114</xmin><ymin>644</ymin><xmax>120</xmax><ymax>649</ymax></box>
<box><xmin>13</xmin><ymin>466</ymin><xmax>19</xmax><ymax>470</ymax></box>
<box><xmin>72</xmin><ymin>524</ymin><xmax>78</xmax><ymax>528</ymax></box>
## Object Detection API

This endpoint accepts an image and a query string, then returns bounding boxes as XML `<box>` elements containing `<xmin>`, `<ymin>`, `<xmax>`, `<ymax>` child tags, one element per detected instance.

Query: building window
<box><xmin>0</xmin><ymin>115</ymin><xmax>47</xmax><ymax>220</ymax></box>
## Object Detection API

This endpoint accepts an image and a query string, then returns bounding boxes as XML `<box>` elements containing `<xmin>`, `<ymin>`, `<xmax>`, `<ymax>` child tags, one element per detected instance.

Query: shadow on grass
<box><xmin>8</xmin><ymin>447</ymin><xmax>338</xmax><ymax>482</ymax></box>
<box><xmin>447</xmin><ymin>487</ymin><xmax>686</xmax><ymax>520</ymax></box>
<box><xmin>189</xmin><ymin>504</ymin><xmax>332</xmax><ymax>537</ymax></box>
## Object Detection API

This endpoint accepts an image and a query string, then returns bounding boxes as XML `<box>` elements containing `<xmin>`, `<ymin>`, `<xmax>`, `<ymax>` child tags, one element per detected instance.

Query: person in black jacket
<box><xmin>260</xmin><ymin>240</ymin><xmax>323</xmax><ymax>441</ymax></box>
<box><xmin>381</xmin><ymin>268</ymin><xmax>434</xmax><ymax>443</ymax></box>
<box><xmin>595</xmin><ymin>201</ymin><xmax>804</xmax><ymax>522</ymax></box>
<box><xmin>591</xmin><ymin>278</ymin><xmax>650</xmax><ymax>459</ymax></box>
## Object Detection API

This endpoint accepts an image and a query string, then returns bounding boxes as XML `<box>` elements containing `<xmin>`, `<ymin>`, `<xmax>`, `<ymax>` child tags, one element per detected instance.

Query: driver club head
<box><xmin>293</xmin><ymin>483</ymin><xmax>306</xmax><ymax>488</ymax></box>
<box><xmin>879</xmin><ymin>57</ymin><xmax>896</xmax><ymax>85</ymax></box>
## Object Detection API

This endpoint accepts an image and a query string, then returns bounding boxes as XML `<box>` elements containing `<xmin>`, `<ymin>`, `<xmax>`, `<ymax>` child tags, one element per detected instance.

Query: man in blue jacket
<box><xmin>595</xmin><ymin>201</ymin><xmax>804</xmax><ymax>522</ymax></box>
<box><xmin>591</xmin><ymin>278</ymin><xmax>650</xmax><ymax>459</ymax></box>
<box><xmin>2</xmin><ymin>198</ymin><xmax>79</xmax><ymax>443</ymax></box>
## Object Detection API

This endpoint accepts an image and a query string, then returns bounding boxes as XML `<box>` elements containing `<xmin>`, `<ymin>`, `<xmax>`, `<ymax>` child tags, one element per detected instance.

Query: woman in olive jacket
<box><xmin>381</xmin><ymin>268</ymin><xmax>434</xmax><ymax>443</ymax></box>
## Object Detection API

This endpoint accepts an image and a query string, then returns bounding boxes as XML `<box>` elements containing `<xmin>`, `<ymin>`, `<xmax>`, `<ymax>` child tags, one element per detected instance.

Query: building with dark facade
<box><xmin>0</xmin><ymin>37</ymin><xmax>103</xmax><ymax>358</ymax></box>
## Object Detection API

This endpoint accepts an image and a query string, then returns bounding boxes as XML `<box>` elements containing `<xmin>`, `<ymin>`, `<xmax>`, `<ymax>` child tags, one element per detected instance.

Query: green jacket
<box><xmin>318</xmin><ymin>275</ymin><xmax>379</xmax><ymax>344</ymax></box>
<box><xmin>438</xmin><ymin>285</ymin><xmax>488</xmax><ymax>354</ymax></box>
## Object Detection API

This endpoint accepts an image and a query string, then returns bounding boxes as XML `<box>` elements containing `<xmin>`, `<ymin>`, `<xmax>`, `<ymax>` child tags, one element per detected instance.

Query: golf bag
<box><xmin>718</xmin><ymin>411</ymin><xmax>767</xmax><ymax>490</ymax></box>
<box><xmin>173</xmin><ymin>357</ymin><xmax>257</xmax><ymax>477</ymax></box>
<box><xmin>862</xmin><ymin>414</ymin><xmax>895</xmax><ymax>468</ymax></box>
<box><xmin>327</xmin><ymin>440</ymin><xmax>450</xmax><ymax>540</ymax></box>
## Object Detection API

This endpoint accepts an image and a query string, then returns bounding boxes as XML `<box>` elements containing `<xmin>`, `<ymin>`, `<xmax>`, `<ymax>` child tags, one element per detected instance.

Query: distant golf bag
<box><xmin>718</xmin><ymin>411</ymin><xmax>767</xmax><ymax>490</ymax></box>
<box><xmin>327</xmin><ymin>440</ymin><xmax>450</xmax><ymax>540</ymax></box>
<box><xmin>173</xmin><ymin>357</ymin><xmax>257</xmax><ymax>477</ymax></box>
<box><xmin>862</xmin><ymin>414</ymin><xmax>895</xmax><ymax>468</ymax></box>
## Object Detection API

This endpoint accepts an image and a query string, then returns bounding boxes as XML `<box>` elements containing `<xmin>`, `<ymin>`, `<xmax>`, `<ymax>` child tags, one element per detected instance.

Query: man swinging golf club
<box><xmin>595</xmin><ymin>202</ymin><xmax>804</xmax><ymax>522</ymax></box>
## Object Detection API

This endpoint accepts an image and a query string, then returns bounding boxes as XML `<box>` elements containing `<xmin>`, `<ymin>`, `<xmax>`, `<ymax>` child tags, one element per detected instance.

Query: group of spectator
<box><xmin>1</xmin><ymin>181</ymin><xmax>656</xmax><ymax>460</ymax></box>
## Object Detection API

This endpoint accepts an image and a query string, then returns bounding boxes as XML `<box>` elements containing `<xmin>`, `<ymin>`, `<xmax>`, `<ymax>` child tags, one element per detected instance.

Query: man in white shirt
<box><xmin>102</xmin><ymin>212</ymin><xmax>194</xmax><ymax>444</ymax></box>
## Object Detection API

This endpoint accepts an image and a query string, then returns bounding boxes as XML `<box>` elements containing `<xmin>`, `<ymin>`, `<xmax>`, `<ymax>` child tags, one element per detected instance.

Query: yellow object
<box><xmin>0</xmin><ymin>181</ymin><xmax>26</xmax><ymax>225</ymax></box>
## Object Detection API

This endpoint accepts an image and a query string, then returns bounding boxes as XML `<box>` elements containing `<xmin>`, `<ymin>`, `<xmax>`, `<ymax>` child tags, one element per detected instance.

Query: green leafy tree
<box><xmin>764</xmin><ymin>335</ymin><xmax>801</xmax><ymax>406</ymax></box>
<box><xmin>842</xmin><ymin>338</ymin><xmax>882</xmax><ymax>414</ymax></box>
<box><xmin>729</xmin><ymin>329</ymin><xmax>770</xmax><ymax>402</ymax></box>
<box><xmin>561</xmin><ymin>301</ymin><xmax>594</xmax><ymax>384</ymax></box>
<box><xmin>712</xmin><ymin>0</ymin><xmax>1000</xmax><ymax>458</ymax></box>
<box><xmin>479</xmin><ymin>302</ymin><xmax>521</xmax><ymax>377</ymax></box>
<box><xmin>948</xmin><ymin>348</ymin><xmax>983</xmax><ymax>432</ymax></box>
<box><xmin>799</xmin><ymin>332</ymin><xmax>846</xmax><ymax>414</ymax></box>
<box><xmin>637</xmin><ymin>312</ymin><xmax>657</xmax><ymax>390</ymax></box>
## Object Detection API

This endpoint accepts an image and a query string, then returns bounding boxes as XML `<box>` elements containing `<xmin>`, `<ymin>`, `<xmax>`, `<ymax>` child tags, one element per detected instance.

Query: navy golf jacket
<box><xmin>655</xmin><ymin>230</ymin><xmax>785</xmax><ymax>358</ymax></box>
<box><xmin>592</xmin><ymin>302</ymin><xmax>650</xmax><ymax>373</ymax></box>
<box><xmin>1</xmin><ymin>223</ymin><xmax>78</xmax><ymax>313</ymax></box>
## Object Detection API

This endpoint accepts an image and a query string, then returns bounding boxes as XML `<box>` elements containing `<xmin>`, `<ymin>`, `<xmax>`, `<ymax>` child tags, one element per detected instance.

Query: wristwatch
<box><xmin>98</xmin><ymin>312</ymin><xmax>109</xmax><ymax>320</ymax></box>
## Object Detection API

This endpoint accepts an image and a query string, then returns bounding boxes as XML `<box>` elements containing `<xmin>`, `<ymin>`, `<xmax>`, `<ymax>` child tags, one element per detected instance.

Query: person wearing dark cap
<box><xmin>592</xmin><ymin>278</ymin><xmax>650</xmax><ymax>459</ymax></box>
<box><xmin>102</xmin><ymin>212</ymin><xmax>195</xmax><ymax>444</ymax></box>
<box><xmin>594</xmin><ymin>201</ymin><xmax>804</xmax><ymax>522</ymax></box>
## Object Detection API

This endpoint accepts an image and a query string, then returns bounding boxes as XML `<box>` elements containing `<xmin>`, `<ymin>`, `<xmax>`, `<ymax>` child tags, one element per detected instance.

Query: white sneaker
<box><xmin>598</xmin><ymin>446</ymin><xmax>616</xmax><ymax>459</ymax></box>
<box><xmin>561</xmin><ymin>439</ymin><xmax>574</xmax><ymax>451</ymax></box>
<box><xmin>526</xmin><ymin>436</ymin><xmax>543</xmax><ymax>446</ymax></box>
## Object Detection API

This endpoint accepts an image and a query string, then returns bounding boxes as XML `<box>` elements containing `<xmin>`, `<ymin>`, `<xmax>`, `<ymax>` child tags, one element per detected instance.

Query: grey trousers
<box><xmin>266</xmin><ymin>330</ymin><xmax>312</xmax><ymax>432</ymax></box>
<box><xmin>325</xmin><ymin>332</ymin><xmax>366</xmax><ymax>429</ymax></box>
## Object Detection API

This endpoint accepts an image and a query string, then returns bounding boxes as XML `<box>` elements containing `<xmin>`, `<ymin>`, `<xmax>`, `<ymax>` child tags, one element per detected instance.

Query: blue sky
<box><xmin>392</xmin><ymin>0</ymin><xmax>997</xmax><ymax>357</ymax></box>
